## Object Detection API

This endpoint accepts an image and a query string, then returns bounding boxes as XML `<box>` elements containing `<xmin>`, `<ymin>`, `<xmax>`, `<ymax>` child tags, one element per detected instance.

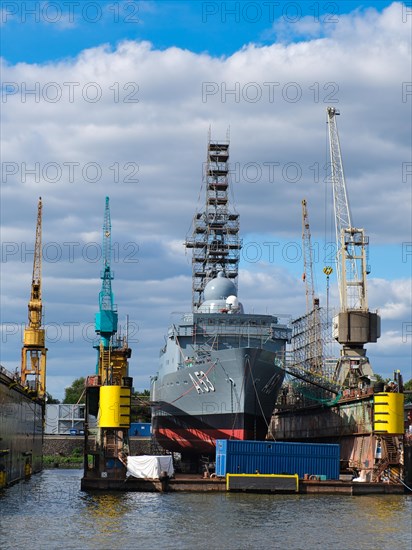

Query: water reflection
<box><xmin>1</xmin><ymin>470</ymin><xmax>411</xmax><ymax>550</ymax></box>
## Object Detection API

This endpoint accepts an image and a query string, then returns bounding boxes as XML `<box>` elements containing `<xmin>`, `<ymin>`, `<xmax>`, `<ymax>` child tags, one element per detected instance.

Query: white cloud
<box><xmin>1</xmin><ymin>2</ymin><xmax>411</xmax><ymax>398</ymax></box>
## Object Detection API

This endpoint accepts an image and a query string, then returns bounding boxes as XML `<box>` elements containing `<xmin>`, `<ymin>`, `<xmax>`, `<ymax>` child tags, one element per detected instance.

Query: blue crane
<box><xmin>95</xmin><ymin>196</ymin><xmax>118</xmax><ymax>353</ymax></box>
<box><xmin>82</xmin><ymin>196</ymin><xmax>133</xmax><ymax>487</ymax></box>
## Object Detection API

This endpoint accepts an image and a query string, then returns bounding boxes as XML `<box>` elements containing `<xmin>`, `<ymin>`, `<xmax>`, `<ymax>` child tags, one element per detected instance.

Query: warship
<box><xmin>150</xmin><ymin>135</ymin><xmax>291</xmax><ymax>456</ymax></box>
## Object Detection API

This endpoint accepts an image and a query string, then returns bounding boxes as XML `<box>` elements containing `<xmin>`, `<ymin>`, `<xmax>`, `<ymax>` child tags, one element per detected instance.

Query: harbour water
<box><xmin>1</xmin><ymin>469</ymin><xmax>411</xmax><ymax>550</ymax></box>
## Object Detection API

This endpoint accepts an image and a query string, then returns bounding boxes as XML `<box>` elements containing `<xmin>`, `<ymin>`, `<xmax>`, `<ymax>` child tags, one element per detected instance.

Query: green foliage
<box><xmin>374</xmin><ymin>373</ymin><xmax>389</xmax><ymax>384</ymax></box>
<box><xmin>135</xmin><ymin>389</ymin><xmax>150</xmax><ymax>397</ymax></box>
<box><xmin>375</xmin><ymin>375</ymin><xmax>412</xmax><ymax>404</ymax></box>
<box><xmin>63</xmin><ymin>377</ymin><xmax>86</xmax><ymax>404</ymax></box>
<box><xmin>43</xmin><ymin>455</ymin><xmax>83</xmax><ymax>465</ymax></box>
<box><xmin>131</xmin><ymin>389</ymin><xmax>151</xmax><ymax>422</ymax></box>
<box><xmin>45</xmin><ymin>391</ymin><xmax>60</xmax><ymax>404</ymax></box>
<box><xmin>43</xmin><ymin>447</ymin><xmax>84</xmax><ymax>466</ymax></box>
<box><xmin>72</xmin><ymin>447</ymin><xmax>83</xmax><ymax>457</ymax></box>
<box><xmin>404</xmin><ymin>379</ymin><xmax>412</xmax><ymax>404</ymax></box>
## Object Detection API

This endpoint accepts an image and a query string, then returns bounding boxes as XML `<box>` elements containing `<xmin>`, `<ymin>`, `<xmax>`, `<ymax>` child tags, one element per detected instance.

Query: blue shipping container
<box><xmin>129</xmin><ymin>422</ymin><xmax>152</xmax><ymax>437</ymax></box>
<box><xmin>215</xmin><ymin>440</ymin><xmax>340</xmax><ymax>480</ymax></box>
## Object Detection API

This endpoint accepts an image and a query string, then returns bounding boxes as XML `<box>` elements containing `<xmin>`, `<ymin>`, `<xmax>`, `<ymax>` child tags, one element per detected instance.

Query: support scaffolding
<box><xmin>185</xmin><ymin>131</ymin><xmax>241</xmax><ymax>309</ymax></box>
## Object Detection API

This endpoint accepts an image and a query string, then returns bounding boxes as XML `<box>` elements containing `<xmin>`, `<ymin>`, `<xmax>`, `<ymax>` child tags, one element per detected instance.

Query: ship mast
<box><xmin>185</xmin><ymin>131</ymin><xmax>242</xmax><ymax>309</ymax></box>
<box><xmin>21</xmin><ymin>197</ymin><xmax>47</xmax><ymax>398</ymax></box>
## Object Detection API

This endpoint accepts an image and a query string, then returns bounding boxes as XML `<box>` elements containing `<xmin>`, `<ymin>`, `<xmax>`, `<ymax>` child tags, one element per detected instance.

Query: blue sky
<box><xmin>1</xmin><ymin>1</ymin><xmax>398</xmax><ymax>62</ymax></box>
<box><xmin>1</xmin><ymin>1</ymin><xmax>411</xmax><ymax>399</ymax></box>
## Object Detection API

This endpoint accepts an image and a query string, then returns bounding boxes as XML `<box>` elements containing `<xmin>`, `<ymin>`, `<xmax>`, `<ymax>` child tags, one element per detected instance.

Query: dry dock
<box><xmin>81</xmin><ymin>473</ymin><xmax>404</xmax><ymax>495</ymax></box>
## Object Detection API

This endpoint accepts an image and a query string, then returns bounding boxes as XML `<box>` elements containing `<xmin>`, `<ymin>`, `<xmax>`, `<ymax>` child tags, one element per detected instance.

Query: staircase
<box><xmin>105</xmin><ymin>432</ymin><xmax>118</xmax><ymax>458</ymax></box>
<box><xmin>101</xmin><ymin>348</ymin><xmax>110</xmax><ymax>369</ymax></box>
<box><xmin>372</xmin><ymin>436</ymin><xmax>401</xmax><ymax>482</ymax></box>
<box><xmin>382</xmin><ymin>435</ymin><xmax>399</xmax><ymax>463</ymax></box>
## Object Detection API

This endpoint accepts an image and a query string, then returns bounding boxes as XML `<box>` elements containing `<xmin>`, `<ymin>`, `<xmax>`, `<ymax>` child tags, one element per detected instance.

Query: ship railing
<box><xmin>195</xmin><ymin>323</ymin><xmax>275</xmax><ymax>338</ymax></box>
<box><xmin>0</xmin><ymin>364</ymin><xmax>20</xmax><ymax>382</ymax></box>
<box><xmin>193</xmin><ymin>335</ymin><xmax>273</xmax><ymax>353</ymax></box>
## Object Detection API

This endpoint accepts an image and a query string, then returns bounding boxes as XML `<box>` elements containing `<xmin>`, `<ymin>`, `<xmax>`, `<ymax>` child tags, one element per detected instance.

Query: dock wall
<box><xmin>43</xmin><ymin>436</ymin><xmax>151</xmax><ymax>456</ymax></box>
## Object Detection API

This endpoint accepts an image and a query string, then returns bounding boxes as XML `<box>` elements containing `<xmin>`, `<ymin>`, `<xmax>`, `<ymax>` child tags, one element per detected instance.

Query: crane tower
<box><xmin>21</xmin><ymin>197</ymin><xmax>47</xmax><ymax>398</ymax></box>
<box><xmin>82</xmin><ymin>197</ymin><xmax>133</xmax><ymax>489</ymax></box>
<box><xmin>326</xmin><ymin>107</ymin><xmax>380</xmax><ymax>386</ymax></box>
<box><xmin>302</xmin><ymin>199</ymin><xmax>317</xmax><ymax>313</ymax></box>
<box><xmin>94</xmin><ymin>196</ymin><xmax>119</xmax><ymax>378</ymax></box>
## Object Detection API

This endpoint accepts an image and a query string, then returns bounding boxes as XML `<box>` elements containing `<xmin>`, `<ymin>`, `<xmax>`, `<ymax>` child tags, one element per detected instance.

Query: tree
<box><xmin>63</xmin><ymin>377</ymin><xmax>86</xmax><ymax>404</ymax></box>
<box><xmin>375</xmin><ymin>375</ymin><xmax>411</xmax><ymax>403</ymax></box>
<box><xmin>131</xmin><ymin>389</ymin><xmax>151</xmax><ymax>422</ymax></box>
<box><xmin>404</xmin><ymin>379</ymin><xmax>412</xmax><ymax>404</ymax></box>
<box><xmin>45</xmin><ymin>391</ymin><xmax>60</xmax><ymax>404</ymax></box>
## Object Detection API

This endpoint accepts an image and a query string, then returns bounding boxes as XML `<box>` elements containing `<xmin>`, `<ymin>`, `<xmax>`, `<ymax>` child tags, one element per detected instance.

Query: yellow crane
<box><xmin>301</xmin><ymin>199</ymin><xmax>317</xmax><ymax>313</ymax></box>
<box><xmin>21</xmin><ymin>197</ymin><xmax>47</xmax><ymax>398</ymax></box>
<box><xmin>300</xmin><ymin>199</ymin><xmax>323</xmax><ymax>373</ymax></box>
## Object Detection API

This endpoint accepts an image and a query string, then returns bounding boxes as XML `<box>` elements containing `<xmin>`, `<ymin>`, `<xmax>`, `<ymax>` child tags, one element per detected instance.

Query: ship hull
<box><xmin>0</xmin><ymin>368</ymin><xmax>43</xmax><ymax>487</ymax></box>
<box><xmin>151</xmin><ymin>347</ymin><xmax>284</xmax><ymax>454</ymax></box>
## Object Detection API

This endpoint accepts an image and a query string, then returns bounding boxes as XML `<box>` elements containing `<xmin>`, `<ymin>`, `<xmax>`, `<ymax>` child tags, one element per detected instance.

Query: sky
<box><xmin>0</xmin><ymin>0</ymin><xmax>411</xmax><ymax>400</ymax></box>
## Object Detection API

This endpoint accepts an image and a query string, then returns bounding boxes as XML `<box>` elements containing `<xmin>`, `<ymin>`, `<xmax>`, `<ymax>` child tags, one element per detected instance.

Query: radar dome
<box><xmin>203</xmin><ymin>272</ymin><xmax>237</xmax><ymax>301</ymax></box>
<box><xmin>226</xmin><ymin>295</ymin><xmax>239</xmax><ymax>308</ymax></box>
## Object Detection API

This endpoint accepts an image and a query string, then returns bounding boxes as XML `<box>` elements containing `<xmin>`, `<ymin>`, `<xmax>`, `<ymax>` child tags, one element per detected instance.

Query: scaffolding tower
<box><xmin>185</xmin><ymin>132</ymin><xmax>242</xmax><ymax>309</ymax></box>
<box><xmin>275</xmin><ymin>307</ymin><xmax>341</xmax><ymax>408</ymax></box>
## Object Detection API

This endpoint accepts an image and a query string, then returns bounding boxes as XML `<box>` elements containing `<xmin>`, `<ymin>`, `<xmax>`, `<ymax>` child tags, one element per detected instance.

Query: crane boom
<box><xmin>95</xmin><ymin>196</ymin><xmax>118</xmax><ymax>352</ymax></box>
<box><xmin>327</xmin><ymin>107</ymin><xmax>366</xmax><ymax>310</ymax></box>
<box><xmin>30</xmin><ymin>198</ymin><xmax>43</xmax><ymax>326</ymax></box>
<box><xmin>300</xmin><ymin>199</ymin><xmax>323</xmax><ymax>373</ymax></box>
<box><xmin>21</xmin><ymin>197</ymin><xmax>47</xmax><ymax>397</ymax></box>
<box><xmin>327</xmin><ymin>107</ymin><xmax>352</xmax><ymax>238</ymax></box>
<box><xmin>100</xmin><ymin>196</ymin><xmax>114</xmax><ymax>312</ymax></box>
<box><xmin>301</xmin><ymin>199</ymin><xmax>315</xmax><ymax>313</ymax></box>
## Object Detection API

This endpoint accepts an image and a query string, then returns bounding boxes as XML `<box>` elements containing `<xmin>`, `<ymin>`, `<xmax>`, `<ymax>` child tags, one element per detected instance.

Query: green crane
<box><xmin>95</xmin><ymin>196</ymin><xmax>118</xmax><ymax>373</ymax></box>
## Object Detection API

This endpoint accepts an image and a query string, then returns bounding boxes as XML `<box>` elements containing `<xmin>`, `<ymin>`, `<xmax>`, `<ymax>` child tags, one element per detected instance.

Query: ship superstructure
<box><xmin>151</xmin><ymin>135</ymin><xmax>291</xmax><ymax>459</ymax></box>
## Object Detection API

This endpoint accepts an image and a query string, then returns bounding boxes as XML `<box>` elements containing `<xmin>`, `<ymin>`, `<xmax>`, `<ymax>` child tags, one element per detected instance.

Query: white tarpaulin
<box><xmin>127</xmin><ymin>455</ymin><xmax>174</xmax><ymax>479</ymax></box>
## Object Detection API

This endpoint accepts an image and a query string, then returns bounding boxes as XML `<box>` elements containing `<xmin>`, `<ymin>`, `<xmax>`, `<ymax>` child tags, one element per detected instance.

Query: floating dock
<box><xmin>81</xmin><ymin>473</ymin><xmax>404</xmax><ymax>495</ymax></box>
